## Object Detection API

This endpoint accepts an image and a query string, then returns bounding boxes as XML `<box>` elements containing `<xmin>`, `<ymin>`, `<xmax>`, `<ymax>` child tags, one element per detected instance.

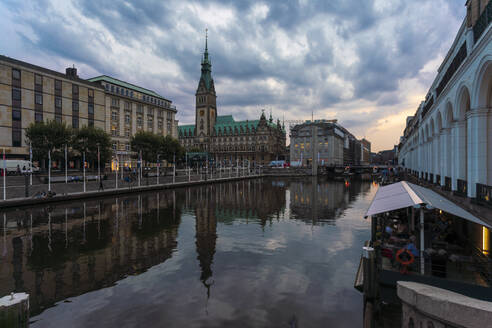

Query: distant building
<box><xmin>0</xmin><ymin>55</ymin><xmax>178</xmax><ymax>165</ymax></box>
<box><xmin>178</xmin><ymin>35</ymin><xmax>286</xmax><ymax>165</ymax></box>
<box><xmin>289</xmin><ymin>119</ymin><xmax>368</xmax><ymax>166</ymax></box>
<box><xmin>0</xmin><ymin>55</ymin><xmax>105</xmax><ymax>158</ymax></box>
<box><xmin>371</xmin><ymin>147</ymin><xmax>398</xmax><ymax>165</ymax></box>
<box><xmin>360</xmin><ymin>138</ymin><xmax>371</xmax><ymax>165</ymax></box>
<box><xmin>289</xmin><ymin>120</ymin><xmax>344</xmax><ymax>166</ymax></box>
<box><xmin>88</xmin><ymin>76</ymin><xmax>178</xmax><ymax>166</ymax></box>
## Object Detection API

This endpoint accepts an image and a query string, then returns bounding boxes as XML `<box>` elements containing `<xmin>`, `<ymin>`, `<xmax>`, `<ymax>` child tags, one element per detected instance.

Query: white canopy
<box><xmin>365</xmin><ymin>181</ymin><xmax>491</xmax><ymax>229</ymax></box>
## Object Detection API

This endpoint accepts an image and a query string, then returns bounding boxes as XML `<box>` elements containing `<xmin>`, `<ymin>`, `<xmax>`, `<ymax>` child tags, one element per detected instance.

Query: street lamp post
<box><xmin>115</xmin><ymin>154</ymin><xmax>118</xmax><ymax>189</ymax></box>
<box><xmin>64</xmin><ymin>144</ymin><xmax>68</xmax><ymax>184</ymax></box>
<box><xmin>48</xmin><ymin>149</ymin><xmax>51</xmax><ymax>192</ymax></box>
<box><xmin>173</xmin><ymin>153</ymin><xmax>176</xmax><ymax>184</ymax></box>
<box><xmin>97</xmin><ymin>145</ymin><xmax>100</xmax><ymax>182</ymax></box>
<box><xmin>157</xmin><ymin>154</ymin><xmax>160</xmax><ymax>185</ymax></box>
<box><xmin>83</xmin><ymin>151</ymin><xmax>86</xmax><ymax>193</ymax></box>
<box><xmin>30</xmin><ymin>143</ymin><xmax>33</xmax><ymax>186</ymax></box>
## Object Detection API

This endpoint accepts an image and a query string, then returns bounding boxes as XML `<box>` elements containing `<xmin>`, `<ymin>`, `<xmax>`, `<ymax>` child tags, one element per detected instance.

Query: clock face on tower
<box><xmin>200</xmin><ymin>110</ymin><xmax>205</xmax><ymax>116</ymax></box>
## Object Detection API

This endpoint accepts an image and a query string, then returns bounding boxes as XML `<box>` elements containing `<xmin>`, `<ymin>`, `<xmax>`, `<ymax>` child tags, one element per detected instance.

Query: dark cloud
<box><xmin>0</xmin><ymin>0</ymin><xmax>464</xmax><ymax>148</ymax></box>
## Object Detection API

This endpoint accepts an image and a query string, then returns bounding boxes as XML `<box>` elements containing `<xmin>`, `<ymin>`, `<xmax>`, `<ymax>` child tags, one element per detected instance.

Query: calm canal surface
<box><xmin>0</xmin><ymin>178</ymin><xmax>376</xmax><ymax>327</ymax></box>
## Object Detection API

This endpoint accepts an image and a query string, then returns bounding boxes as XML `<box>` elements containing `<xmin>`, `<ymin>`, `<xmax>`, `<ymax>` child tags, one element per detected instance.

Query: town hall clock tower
<box><xmin>195</xmin><ymin>30</ymin><xmax>217</xmax><ymax>148</ymax></box>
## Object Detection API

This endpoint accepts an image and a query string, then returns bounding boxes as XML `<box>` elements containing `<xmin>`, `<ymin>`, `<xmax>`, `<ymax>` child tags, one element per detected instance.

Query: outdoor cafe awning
<box><xmin>365</xmin><ymin>181</ymin><xmax>491</xmax><ymax>229</ymax></box>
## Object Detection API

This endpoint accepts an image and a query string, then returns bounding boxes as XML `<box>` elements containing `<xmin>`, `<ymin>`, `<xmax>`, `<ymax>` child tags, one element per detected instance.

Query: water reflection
<box><xmin>0</xmin><ymin>177</ymin><xmax>376</xmax><ymax>327</ymax></box>
<box><xmin>0</xmin><ymin>193</ymin><xmax>181</xmax><ymax>316</ymax></box>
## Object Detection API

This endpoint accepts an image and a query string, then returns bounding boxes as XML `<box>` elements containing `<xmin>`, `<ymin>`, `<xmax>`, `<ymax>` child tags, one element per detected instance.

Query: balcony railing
<box><xmin>444</xmin><ymin>177</ymin><xmax>452</xmax><ymax>191</ymax></box>
<box><xmin>477</xmin><ymin>183</ymin><xmax>492</xmax><ymax>207</ymax></box>
<box><xmin>436</xmin><ymin>42</ymin><xmax>467</xmax><ymax>98</ymax></box>
<box><xmin>456</xmin><ymin>179</ymin><xmax>467</xmax><ymax>197</ymax></box>
<box><xmin>474</xmin><ymin>0</ymin><xmax>492</xmax><ymax>42</ymax></box>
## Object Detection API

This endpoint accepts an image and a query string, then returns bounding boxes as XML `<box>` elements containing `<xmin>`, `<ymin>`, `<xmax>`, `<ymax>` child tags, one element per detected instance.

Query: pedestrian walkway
<box><xmin>0</xmin><ymin>171</ymin><xmax>264</xmax><ymax>208</ymax></box>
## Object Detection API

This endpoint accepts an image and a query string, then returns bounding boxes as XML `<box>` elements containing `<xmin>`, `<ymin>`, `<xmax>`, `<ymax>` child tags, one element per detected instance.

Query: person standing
<box><xmin>98</xmin><ymin>176</ymin><xmax>104</xmax><ymax>191</ymax></box>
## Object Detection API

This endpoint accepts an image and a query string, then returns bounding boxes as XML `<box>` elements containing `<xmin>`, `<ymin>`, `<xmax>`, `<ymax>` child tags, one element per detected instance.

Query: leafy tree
<box><xmin>159</xmin><ymin>135</ymin><xmax>184</xmax><ymax>163</ymax></box>
<box><xmin>25</xmin><ymin>120</ymin><xmax>72</xmax><ymax>167</ymax></box>
<box><xmin>130</xmin><ymin>131</ymin><xmax>161</xmax><ymax>163</ymax></box>
<box><xmin>72</xmin><ymin>126</ymin><xmax>112</xmax><ymax>169</ymax></box>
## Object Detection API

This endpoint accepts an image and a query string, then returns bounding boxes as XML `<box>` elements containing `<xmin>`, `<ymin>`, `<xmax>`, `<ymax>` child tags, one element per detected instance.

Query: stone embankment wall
<box><xmin>397</xmin><ymin>281</ymin><xmax>492</xmax><ymax>328</ymax></box>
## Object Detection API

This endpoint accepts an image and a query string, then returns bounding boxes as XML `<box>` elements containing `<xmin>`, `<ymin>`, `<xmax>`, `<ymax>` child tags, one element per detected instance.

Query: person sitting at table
<box><xmin>405</xmin><ymin>235</ymin><xmax>419</xmax><ymax>257</ymax></box>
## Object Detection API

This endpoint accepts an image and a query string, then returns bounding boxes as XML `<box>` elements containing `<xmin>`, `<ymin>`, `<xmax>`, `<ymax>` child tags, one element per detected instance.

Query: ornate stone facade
<box><xmin>179</xmin><ymin>37</ymin><xmax>286</xmax><ymax>165</ymax></box>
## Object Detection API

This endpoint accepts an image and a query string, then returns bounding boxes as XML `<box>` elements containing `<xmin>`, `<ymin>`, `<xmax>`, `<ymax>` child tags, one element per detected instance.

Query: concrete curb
<box><xmin>397</xmin><ymin>281</ymin><xmax>492</xmax><ymax>328</ymax></box>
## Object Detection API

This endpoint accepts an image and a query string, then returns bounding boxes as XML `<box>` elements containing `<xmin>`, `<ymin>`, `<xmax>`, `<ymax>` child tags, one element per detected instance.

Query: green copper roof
<box><xmin>178</xmin><ymin>125</ymin><xmax>195</xmax><ymax>136</ymax></box>
<box><xmin>179</xmin><ymin>114</ymin><xmax>285</xmax><ymax>136</ymax></box>
<box><xmin>215</xmin><ymin>115</ymin><xmax>234</xmax><ymax>124</ymax></box>
<box><xmin>87</xmin><ymin>75</ymin><xmax>170</xmax><ymax>101</ymax></box>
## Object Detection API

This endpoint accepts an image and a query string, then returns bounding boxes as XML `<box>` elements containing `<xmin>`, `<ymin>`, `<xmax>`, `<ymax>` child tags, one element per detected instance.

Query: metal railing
<box><xmin>473</xmin><ymin>0</ymin><xmax>492</xmax><ymax>42</ymax></box>
<box><xmin>456</xmin><ymin>179</ymin><xmax>467</xmax><ymax>197</ymax></box>
<box><xmin>476</xmin><ymin>183</ymin><xmax>492</xmax><ymax>207</ymax></box>
<box><xmin>444</xmin><ymin>176</ymin><xmax>452</xmax><ymax>191</ymax></box>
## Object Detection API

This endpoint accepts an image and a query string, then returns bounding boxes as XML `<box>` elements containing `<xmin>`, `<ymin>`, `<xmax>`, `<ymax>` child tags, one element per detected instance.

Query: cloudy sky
<box><xmin>0</xmin><ymin>0</ymin><xmax>465</xmax><ymax>151</ymax></box>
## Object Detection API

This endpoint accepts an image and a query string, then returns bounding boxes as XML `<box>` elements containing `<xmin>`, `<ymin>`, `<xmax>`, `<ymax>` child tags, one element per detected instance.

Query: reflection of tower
<box><xmin>195</xmin><ymin>186</ymin><xmax>217</xmax><ymax>298</ymax></box>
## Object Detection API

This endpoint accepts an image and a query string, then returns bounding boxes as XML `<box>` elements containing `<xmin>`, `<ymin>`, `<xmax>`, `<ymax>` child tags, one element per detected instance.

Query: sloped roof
<box><xmin>365</xmin><ymin>181</ymin><xmax>491</xmax><ymax>228</ymax></box>
<box><xmin>178</xmin><ymin>114</ymin><xmax>285</xmax><ymax>136</ymax></box>
<box><xmin>215</xmin><ymin>115</ymin><xmax>260</xmax><ymax>134</ymax></box>
<box><xmin>178</xmin><ymin>125</ymin><xmax>195</xmax><ymax>135</ymax></box>
<box><xmin>88</xmin><ymin>75</ymin><xmax>170</xmax><ymax>101</ymax></box>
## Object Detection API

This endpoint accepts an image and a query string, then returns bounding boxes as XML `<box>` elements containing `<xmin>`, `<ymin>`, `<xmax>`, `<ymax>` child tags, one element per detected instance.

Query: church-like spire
<box><xmin>203</xmin><ymin>28</ymin><xmax>209</xmax><ymax>63</ymax></box>
<box><xmin>200</xmin><ymin>28</ymin><xmax>213</xmax><ymax>91</ymax></box>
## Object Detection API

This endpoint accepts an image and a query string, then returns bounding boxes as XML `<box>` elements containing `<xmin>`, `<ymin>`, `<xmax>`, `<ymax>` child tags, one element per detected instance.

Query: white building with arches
<box><xmin>398</xmin><ymin>0</ymin><xmax>492</xmax><ymax>203</ymax></box>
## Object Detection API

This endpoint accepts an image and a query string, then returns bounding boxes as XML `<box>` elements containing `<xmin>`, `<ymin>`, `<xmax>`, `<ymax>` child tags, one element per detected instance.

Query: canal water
<box><xmin>0</xmin><ymin>177</ymin><xmax>376</xmax><ymax>327</ymax></box>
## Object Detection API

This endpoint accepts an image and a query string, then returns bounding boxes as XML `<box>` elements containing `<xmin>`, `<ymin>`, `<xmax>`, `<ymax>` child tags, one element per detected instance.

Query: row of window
<box><xmin>12</xmin><ymin>68</ymin><xmax>93</xmax><ymax>98</ymax></box>
<box><xmin>105</xmin><ymin>83</ymin><xmax>171</xmax><ymax>108</ymax></box>
<box><xmin>197</xmin><ymin>145</ymin><xmax>267</xmax><ymax>152</ymax></box>
<box><xmin>112</xmin><ymin>143</ymin><xmax>131</xmax><ymax>151</ymax></box>
<box><xmin>111</xmin><ymin>98</ymin><xmax>174</xmax><ymax>119</ymax></box>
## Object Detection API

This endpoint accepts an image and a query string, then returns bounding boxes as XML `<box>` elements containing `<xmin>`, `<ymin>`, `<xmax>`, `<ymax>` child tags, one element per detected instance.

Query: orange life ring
<box><xmin>395</xmin><ymin>248</ymin><xmax>414</xmax><ymax>266</ymax></box>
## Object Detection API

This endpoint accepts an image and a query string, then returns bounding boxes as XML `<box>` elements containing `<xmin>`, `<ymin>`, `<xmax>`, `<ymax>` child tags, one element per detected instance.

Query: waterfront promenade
<box><xmin>0</xmin><ymin>168</ymin><xmax>263</xmax><ymax>208</ymax></box>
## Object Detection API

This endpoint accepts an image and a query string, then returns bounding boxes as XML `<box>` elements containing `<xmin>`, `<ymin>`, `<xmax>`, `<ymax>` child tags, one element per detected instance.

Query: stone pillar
<box><xmin>467</xmin><ymin>108</ymin><xmax>490</xmax><ymax>197</ymax></box>
<box><xmin>427</xmin><ymin>139</ymin><xmax>432</xmax><ymax>179</ymax></box>
<box><xmin>418</xmin><ymin>140</ymin><xmax>423</xmax><ymax>178</ymax></box>
<box><xmin>421</xmin><ymin>140</ymin><xmax>425</xmax><ymax>178</ymax></box>
<box><xmin>452</xmin><ymin>121</ymin><xmax>467</xmax><ymax>190</ymax></box>
<box><xmin>432</xmin><ymin>137</ymin><xmax>436</xmax><ymax>179</ymax></box>
<box><xmin>439</xmin><ymin>131</ymin><xmax>445</xmax><ymax>186</ymax></box>
<box><xmin>440</xmin><ymin>128</ymin><xmax>451</xmax><ymax>186</ymax></box>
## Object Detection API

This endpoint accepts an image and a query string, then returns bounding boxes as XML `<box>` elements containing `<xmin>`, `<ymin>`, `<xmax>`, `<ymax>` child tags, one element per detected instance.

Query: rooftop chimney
<box><xmin>65</xmin><ymin>65</ymin><xmax>78</xmax><ymax>79</ymax></box>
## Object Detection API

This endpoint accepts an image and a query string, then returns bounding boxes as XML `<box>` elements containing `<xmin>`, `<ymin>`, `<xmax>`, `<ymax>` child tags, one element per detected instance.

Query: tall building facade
<box><xmin>88</xmin><ymin>76</ymin><xmax>178</xmax><ymax>166</ymax></box>
<box><xmin>290</xmin><ymin>119</ymin><xmax>369</xmax><ymax>166</ymax></box>
<box><xmin>0</xmin><ymin>55</ymin><xmax>106</xmax><ymax>158</ymax></box>
<box><xmin>0</xmin><ymin>55</ymin><xmax>178</xmax><ymax>163</ymax></box>
<box><xmin>178</xmin><ymin>37</ymin><xmax>286</xmax><ymax>165</ymax></box>
<box><xmin>398</xmin><ymin>0</ymin><xmax>492</xmax><ymax>200</ymax></box>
